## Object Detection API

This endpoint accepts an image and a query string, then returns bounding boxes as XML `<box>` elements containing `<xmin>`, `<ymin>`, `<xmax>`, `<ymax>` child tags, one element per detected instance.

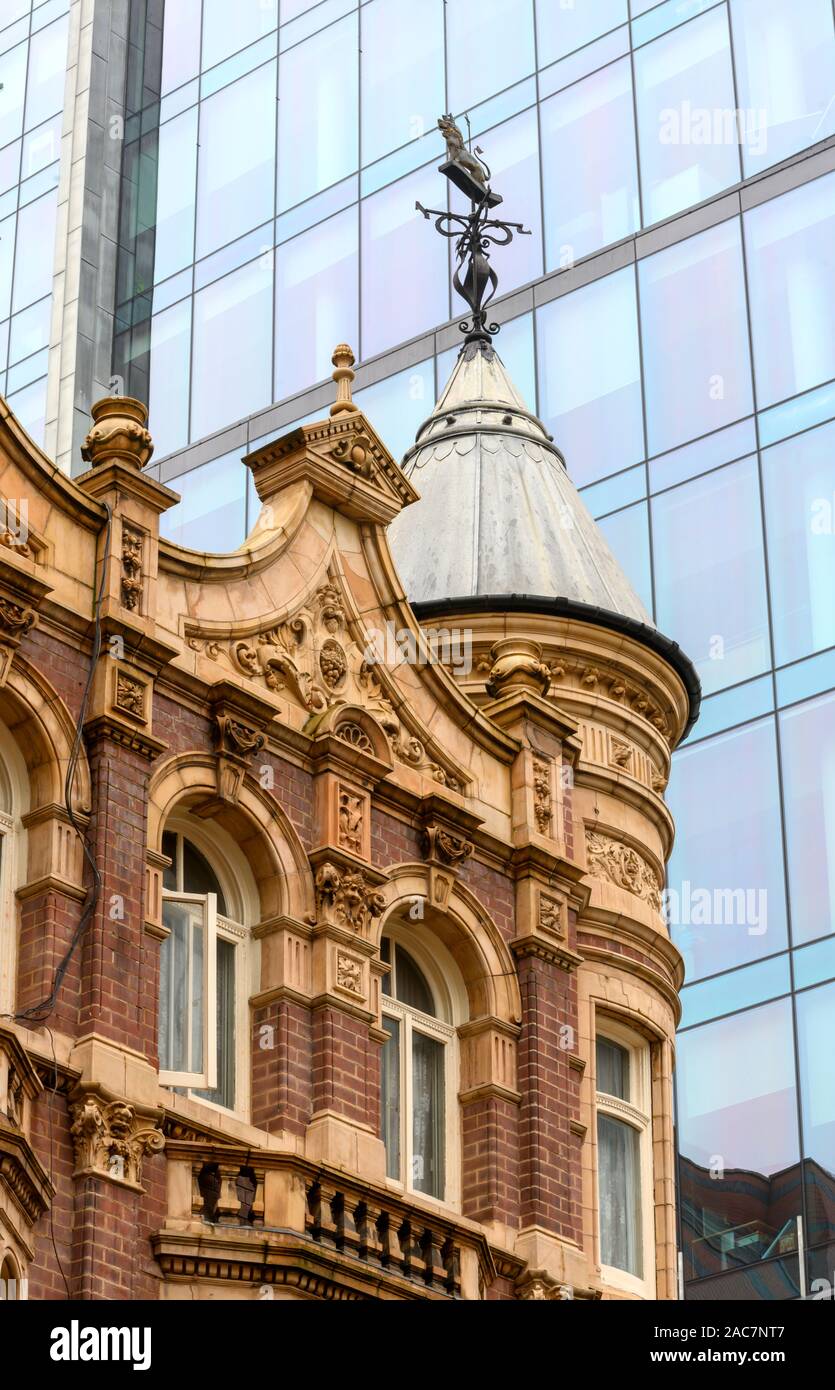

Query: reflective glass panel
<box><xmin>639</xmin><ymin>218</ymin><xmax>753</xmax><ymax>455</ymax></box>
<box><xmin>667</xmin><ymin>720</ymin><xmax>788</xmax><ymax>980</ymax></box>
<box><xmin>536</xmin><ymin>0</ymin><xmax>628</xmax><ymax>66</ymax></box>
<box><xmin>451</xmin><ymin>109</ymin><xmax>542</xmax><ymax>294</ymax></box>
<box><xmin>730</xmin><ymin>0</ymin><xmax>835</xmax><ymax>177</ymax></box>
<box><xmin>779</xmin><ymin>692</ymin><xmax>835</xmax><ymax>948</ymax></box>
<box><xmin>24</xmin><ymin>16</ymin><xmax>68</xmax><ymax>131</ymax></box>
<box><xmin>195</xmin><ymin>62</ymin><xmax>276</xmax><ymax>259</ymax></box>
<box><xmin>202</xmin><ymin>0</ymin><xmax>277</xmax><ymax>72</ymax></box>
<box><xmin>634</xmin><ymin>7</ymin><xmax>739</xmax><ymax>224</ymax></box>
<box><xmin>161</xmin><ymin>451</ymin><xmax>248</xmax><ymax>553</ymax></box>
<box><xmin>361</xmin><ymin>0</ymin><xmax>444</xmax><ymax>167</ymax></box>
<box><xmin>446</xmin><ymin>0</ymin><xmax>535</xmax><ymax>115</ymax></box>
<box><xmin>652</xmin><ymin>458</ymin><xmax>770</xmax><ymax>694</ymax></box>
<box><xmin>596</xmin><ymin>502</ymin><xmax>653</xmax><ymax>616</ymax></box>
<box><xmin>677</xmin><ymin>1000</ymin><xmax>800</xmax><ymax>1283</ymax></box>
<box><xmin>191</xmin><ymin>259</ymin><xmax>273</xmax><ymax>440</ymax></box>
<box><xmin>0</xmin><ymin>42</ymin><xmax>26</xmax><ymax>147</ymax></box>
<box><xmin>679</xmin><ymin>953</ymin><xmax>791</xmax><ymax>1031</ymax></box>
<box><xmin>12</xmin><ymin>189</ymin><xmax>58</xmax><ymax>312</ymax></box>
<box><xmin>360</xmin><ymin>165</ymin><xmax>448</xmax><ymax>360</ymax></box>
<box><xmin>537</xmin><ymin>266</ymin><xmax>644</xmax><ymax>488</ymax></box>
<box><xmin>277</xmin><ymin>15</ymin><xmax>358</xmax><ymax>213</ymax></box>
<box><xmin>149</xmin><ymin>299</ymin><xmax>192</xmax><ymax>460</ymax></box>
<box><xmin>762</xmin><ymin>419</ymin><xmax>835</xmax><ymax>667</ymax></box>
<box><xmin>275</xmin><ymin>208</ymin><xmax>357</xmax><ymax>400</ymax></box>
<box><xmin>155</xmin><ymin>106</ymin><xmax>198</xmax><ymax>284</ymax></box>
<box><xmin>745</xmin><ymin>173</ymin><xmax>835</xmax><ymax>410</ymax></box>
<box><xmin>354</xmin><ymin>357</ymin><xmax>434</xmax><ymax>462</ymax></box>
<box><xmin>541</xmin><ymin>56</ymin><xmax>639</xmax><ymax>269</ymax></box>
<box><xmin>160</xmin><ymin>0</ymin><xmax>201</xmax><ymax>95</ymax></box>
<box><xmin>796</xmin><ymin>982</ymin><xmax>835</xmax><ymax>1248</ymax></box>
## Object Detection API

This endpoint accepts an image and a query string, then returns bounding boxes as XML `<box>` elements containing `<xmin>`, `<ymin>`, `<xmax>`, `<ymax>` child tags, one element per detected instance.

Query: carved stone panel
<box><xmin>314</xmin><ymin>861</ymin><xmax>386</xmax><ymax>938</ymax></box>
<box><xmin>121</xmin><ymin>525</ymin><xmax>144</xmax><ymax>613</ymax></box>
<box><xmin>585</xmin><ymin>828</ymin><xmax>662</xmax><ymax>913</ymax></box>
<box><xmin>532</xmin><ymin>756</ymin><xmax>553</xmax><ymax>837</ymax></box>
<box><xmin>70</xmin><ymin>1094</ymin><xmax>165</xmax><ymax>1190</ymax></box>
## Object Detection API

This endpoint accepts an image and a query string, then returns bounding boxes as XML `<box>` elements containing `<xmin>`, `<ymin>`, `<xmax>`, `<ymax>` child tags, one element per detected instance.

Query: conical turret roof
<box><xmin>389</xmin><ymin>337</ymin><xmax>651</xmax><ymax>623</ymax></box>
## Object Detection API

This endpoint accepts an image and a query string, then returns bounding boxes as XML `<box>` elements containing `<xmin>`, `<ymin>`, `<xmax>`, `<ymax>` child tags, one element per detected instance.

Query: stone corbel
<box><xmin>69</xmin><ymin>1089</ymin><xmax>165</xmax><ymax>1191</ymax></box>
<box><xmin>311</xmin><ymin>854</ymin><xmax>387</xmax><ymax>941</ymax></box>
<box><xmin>419</xmin><ymin>793</ymin><xmax>481</xmax><ymax>877</ymax></box>
<box><xmin>206</xmin><ymin>680</ymin><xmax>277</xmax><ymax>806</ymax></box>
<box><xmin>458</xmin><ymin>1017</ymin><xmax>521</xmax><ymax>1106</ymax></box>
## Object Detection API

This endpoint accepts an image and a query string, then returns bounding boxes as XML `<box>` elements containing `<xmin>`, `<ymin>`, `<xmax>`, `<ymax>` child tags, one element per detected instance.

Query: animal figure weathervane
<box><xmin>417</xmin><ymin>114</ymin><xmax>531</xmax><ymax>347</ymax></box>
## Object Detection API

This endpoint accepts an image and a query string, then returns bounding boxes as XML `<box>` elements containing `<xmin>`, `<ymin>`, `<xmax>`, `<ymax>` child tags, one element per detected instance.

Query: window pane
<box><xmin>745</xmin><ymin>173</ymin><xmax>835</xmax><ymax>409</ymax></box>
<box><xmin>381</xmin><ymin>1016</ymin><xmax>400</xmax><ymax>1179</ymax></box>
<box><xmin>275</xmin><ymin>207</ymin><xmax>357</xmax><ymax>400</ymax></box>
<box><xmin>12</xmin><ymin>189</ymin><xmax>58</xmax><ymax>313</ymax></box>
<box><xmin>677</xmin><ymin>1000</ymin><xmax>800</xmax><ymax>1282</ymax></box>
<box><xmin>196</xmin><ymin>63</ymin><xmax>276</xmax><ymax>259</ymax></box>
<box><xmin>779</xmin><ymin>692</ymin><xmax>835</xmax><ymax>948</ymax></box>
<box><xmin>730</xmin><ymin>0</ymin><xmax>835</xmax><ymax>177</ymax></box>
<box><xmin>634</xmin><ymin>8</ymin><xmax>739</xmax><ymax>225</ymax></box>
<box><xmin>361</xmin><ymin>165</ymin><xmax>448</xmax><ymax>360</ymax></box>
<box><xmin>412</xmin><ymin>1030</ymin><xmax>444</xmax><ymax>1198</ymax></box>
<box><xmin>596</xmin><ymin>502</ymin><xmax>653</xmax><ymax>616</ymax></box>
<box><xmin>277</xmin><ymin>15</ymin><xmax>358</xmax><ymax>213</ymax></box>
<box><xmin>161</xmin><ymin>0</ymin><xmax>201</xmax><ymax>94</ymax></box>
<box><xmin>762</xmin><ymin>420</ymin><xmax>835</xmax><ymax>666</ymax></box>
<box><xmin>536</xmin><ymin>0</ymin><xmax>627</xmax><ymax>66</ymax></box>
<box><xmin>640</xmin><ymin>219</ymin><xmax>753</xmax><ymax>455</ymax></box>
<box><xmin>451</xmin><ymin>109</ymin><xmax>542</xmax><ymax>294</ymax></box>
<box><xmin>596</xmin><ymin>1037</ymin><xmax>629</xmax><ymax>1100</ymax></box>
<box><xmin>361</xmin><ymin>0</ymin><xmax>444</xmax><ymax>166</ymax></box>
<box><xmin>446</xmin><ymin>0</ymin><xmax>535</xmax><ymax>115</ymax></box>
<box><xmin>538</xmin><ymin>266</ymin><xmax>643</xmax><ymax>488</ymax></box>
<box><xmin>162</xmin><ymin>452</ymin><xmax>248</xmax><ymax>553</ymax></box>
<box><xmin>354</xmin><ymin>358</ymin><xmax>434</xmax><ymax>462</ymax></box>
<box><xmin>195</xmin><ymin>938</ymin><xmax>236</xmax><ymax>1109</ymax></box>
<box><xmin>183</xmin><ymin>837</ymin><xmax>227</xmax><ymax>911</ymax></box>
<box><xmin>667</xmin><ymin>721</ymin><xmax>788</xmax><ymax>980</ymax></box>
<box><xmin>652</xmin><ymin>459</ymin><xmax>769</xmax><ymax>694</ymax></box>
<box><xmin>394</xmin><ymin>945</ymin><xmax>435</xmax><ymax>1015</ymax></box>
<box><xmin>796</xmin><ymin>982</ymin><xmax>835</xmax><ymax>1247</ymax></box>
<box><xmin>202</xmin><ymin>0</ymin><xmax>277</xmax><ymax>71</ymax></box>
<box><xmin>24</xmin><ymin>17</ymin><xmax>69</xmax><ymax>131</ymax></box>
<box><xmin>598</xmin><ymin>1114</ymin><xmax>642</xmax><ymax>1275</ymax></box>
<box><xmin>149</xmin><ymin>299</ymin><xmax>192</xmax><ymax>461</ymax></box>
<box><xmin>161</xmin><ymin>830</ymin><xmax>177</xmax><ymax>890</ymax></box>
<box><xmin>191</xmin><ymin>259</ymin><xmax>272</xmax><ymax>440</ymax></box>
<box><xmin>541</xmin><ymin>57</ymin><xmax>639</xmax><ymax>269</ymax></box>
<box><xmin>0</xmin><ymin>43</ymin><xmax>27</xmax><ymax>147</ymax></box>
<box><xmin>155</xmin><ymin>107</ymin><xmax>198</xmax><ymax>283</ymax></box>
<box><xmin>160</xmin><ymin>898</ymin><xmax>206</xmax><ymax>1074</ymax></box>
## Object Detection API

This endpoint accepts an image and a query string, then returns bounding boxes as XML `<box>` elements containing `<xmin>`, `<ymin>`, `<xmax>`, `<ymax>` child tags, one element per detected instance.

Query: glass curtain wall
<box><xmin>117</xmin><ymin>0</ymin><xmax>835</xmax><ymax>1300</ymax></box>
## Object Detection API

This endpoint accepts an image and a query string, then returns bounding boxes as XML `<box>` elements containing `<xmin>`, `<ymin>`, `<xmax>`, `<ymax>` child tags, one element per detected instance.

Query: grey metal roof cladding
<box><xmin>388</xmin><ymin>337</ymin><xmax>654</xmax><ymax>626</ymax></box>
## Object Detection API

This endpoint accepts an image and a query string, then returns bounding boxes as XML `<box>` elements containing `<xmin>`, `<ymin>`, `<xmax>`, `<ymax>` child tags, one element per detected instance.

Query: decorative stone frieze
<box><xmin>584</xmin><ymin>827</ymin><xmax>663</xmax><ymax>913</ymax></box>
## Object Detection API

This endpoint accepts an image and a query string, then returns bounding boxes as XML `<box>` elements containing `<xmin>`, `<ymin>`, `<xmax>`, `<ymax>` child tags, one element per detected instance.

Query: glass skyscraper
<box><xmin>9</xmin><ymin>0</ymin><xmax>835</xmax><ymax>1299</ymax></box>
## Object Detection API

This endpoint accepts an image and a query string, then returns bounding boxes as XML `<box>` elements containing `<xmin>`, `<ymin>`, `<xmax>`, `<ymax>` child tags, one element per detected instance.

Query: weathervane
<box><xmin>417</xmin><ymin>115</ymin><xmax>531</xmax><ymax>346</ymax></box>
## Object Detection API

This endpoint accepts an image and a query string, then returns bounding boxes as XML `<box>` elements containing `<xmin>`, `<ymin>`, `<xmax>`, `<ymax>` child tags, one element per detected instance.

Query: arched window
<box><xmin>595</xmin><ymin>1023</ymin><xmax>654</xmax><ymax>1293</ymax></box>
<box><xmin>0</xmin><ymin>1252</ymin><xmax>22</xmax><ymax>1300</ymax></box>
<box><xmin>159</xmin><ymin>822</ymin><xmax>252</xmax><ymax>1115</ymax></box>
<box><xmin>380</xmin><ymin>933</ymin><xmax>459</xmax><ymax>1205</ymax></box>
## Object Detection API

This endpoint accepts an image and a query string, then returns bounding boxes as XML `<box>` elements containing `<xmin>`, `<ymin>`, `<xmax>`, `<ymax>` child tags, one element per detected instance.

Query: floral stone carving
<box><xmin>585</xmin><ymin>829</ymin><xmax>662</xmax><ymax>913</ymax></box>
<box><xmin>422</xmin><ymin>823</ymin><xmax>473</xmax><ymax>866</ymax></box>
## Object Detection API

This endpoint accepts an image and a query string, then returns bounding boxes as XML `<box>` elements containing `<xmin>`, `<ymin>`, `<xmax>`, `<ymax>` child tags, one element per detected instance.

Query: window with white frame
<box><xmin>595</xmin><ymin>1025</ymin><xmax>654</xmax><ymax>1291</ymax></box>
<box><xmin>380</xmin><ymin>935</ymin><xmax>458</xmax><ymax>1205</ymax></box>
<box><xmin>159</xmin><ymin>826</ymin><xmax>250</xmax><ymax>1114</ymax></box>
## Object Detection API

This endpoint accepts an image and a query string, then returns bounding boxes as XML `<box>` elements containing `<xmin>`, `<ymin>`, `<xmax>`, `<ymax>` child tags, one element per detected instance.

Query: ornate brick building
<box><xmin>0</xmin><ymin>333</ymin><xmax>698</xmax><ymax>1301</ymax></box>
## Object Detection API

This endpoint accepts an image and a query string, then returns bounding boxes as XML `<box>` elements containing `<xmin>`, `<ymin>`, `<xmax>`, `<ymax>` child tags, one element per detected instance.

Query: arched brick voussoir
<box><xmin>147</xmin><ymin>752</ymin><xmax>315</xmax><ymax>924</ymax></box>
<box><xmin>376</xmin><ymin>863</ymin><xmax>522</xmax><ymax>1027</ymax></box>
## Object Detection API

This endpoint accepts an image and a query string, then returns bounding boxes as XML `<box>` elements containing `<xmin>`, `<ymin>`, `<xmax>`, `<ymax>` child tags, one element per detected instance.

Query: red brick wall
<box><xmin>251</xmin><ymin>998</ymin><xmax>313</xmax><ymax>1135</ymax></box>
<box><xmin>516</xmin><ymin>954</ymin><xmax>581</xmax><ymax>1242</ymax></box>
<box><xmin>16</xmin><ymin>890</ymin><xmax>83</xmax><ymax>1032</ymax></box>
<box><xmin>461</xmin><ymin>1095</ymin><xmax>520</xmax><ymax>1227</ymax></box>
<box><xmin>312</xmin><ymin>1006</ymin><xmax>378</xmax><ymax>1128</ymax></box>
